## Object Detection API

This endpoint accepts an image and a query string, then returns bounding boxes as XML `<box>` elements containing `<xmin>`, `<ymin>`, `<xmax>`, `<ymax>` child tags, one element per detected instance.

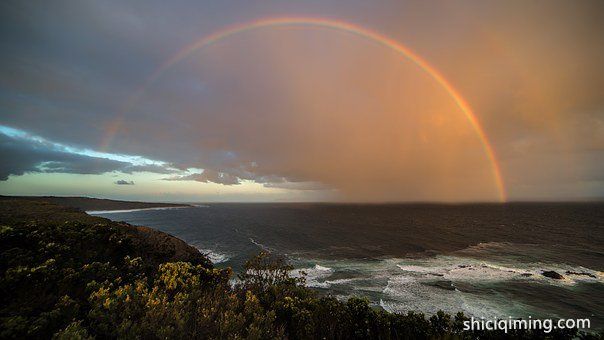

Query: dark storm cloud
<box><xmin>115</xmin><ymin>180</ymin><xmax>135</xmax><ymax>185</ymax></box>
<box><xmin>0</xmin><ymin>131</ymin><xmax>178</xmax><ymax>180</ymax></box>
<box><xmin>0</xmin><ymin>133</ymin><xmax>131</xmax><ymax>180</ymax></box>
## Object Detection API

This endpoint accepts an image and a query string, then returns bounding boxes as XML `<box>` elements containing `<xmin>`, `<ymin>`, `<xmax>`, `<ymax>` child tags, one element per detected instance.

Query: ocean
<box><xmin>91</xmin><ymin>203</ymin><xmax>604</xmax><ymax>328</ymax></box>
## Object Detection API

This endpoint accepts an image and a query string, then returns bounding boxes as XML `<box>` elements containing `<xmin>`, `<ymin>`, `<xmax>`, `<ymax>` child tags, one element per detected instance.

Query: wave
<box><xmin>383</xmin><ymin>251</ymin><xmax>603</xmax><ymax>318</ymax></box>
<box><xmin>291</xmin><ymin>264</ymin><xmax>334</xmax><ymax>287</ymax></box>
<box><xmin>287</xmin><ymin>248</ymin><xmax>603</xmax><ymax>320</ymax></box>
<box><xmin>381</xmin><ymin>275</ymin><xmax>506</xmax><ymax>318</ymax></box>
<box><xmin>195</xmin><ymin>248</ymin><xmax>231</xmax><ymax>264</ymax></box>
<box><xmin>396</xmin><ymin>256</ymin><xmax>602</xmax><ymax>286</ymax></box>
<box><xmin>249</xmin><ymin>237</ymin><xmax>275</xmax><ymax>252</ymax></box>
<box><xmin>87</xmin><ymin>206</ymin><xmax>189</xmax><ymax>214</ymax></box>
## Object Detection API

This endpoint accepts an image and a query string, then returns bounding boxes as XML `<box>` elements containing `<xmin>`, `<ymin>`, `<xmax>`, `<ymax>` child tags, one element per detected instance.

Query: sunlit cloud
<box><xmin>0</xmin><ymin>125</ymin><xmax>180</xmax><ymax>180</ymax></box>
<box><xmin>0</xmin><ymin>125</ymin><xmax>167</xmax><ymax>167</ymax></box>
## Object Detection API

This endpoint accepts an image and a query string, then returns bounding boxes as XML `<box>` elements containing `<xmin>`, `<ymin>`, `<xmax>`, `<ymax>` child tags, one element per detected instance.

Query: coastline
<box><xmin>0</xmin><ymin>195</ymin><xmax>191</xmax><ymax>212</ymax></box>
<box><xmin>87</xmin><ymin>205</ymin><xmax>190</xmax><ymax>214</ymax></box>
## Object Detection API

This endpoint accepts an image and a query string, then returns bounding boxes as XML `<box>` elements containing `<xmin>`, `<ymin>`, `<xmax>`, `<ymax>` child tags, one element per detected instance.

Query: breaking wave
<box><xmin>289</xmin><ymin>242</ymin><xmax>603</xmax><ymax>319</ymax></box>
<box><xmin>195</xmin><ymin>247</ymin><xmax>231</xmax><ymax>264</ymax></box>
<box><xmin>291</xmin><ymin>264</ymin><xmax>334</xmax><ymax>287</ymax></box>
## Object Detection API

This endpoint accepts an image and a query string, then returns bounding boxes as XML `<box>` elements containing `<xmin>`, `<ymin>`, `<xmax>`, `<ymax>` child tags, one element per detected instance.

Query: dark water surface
<box><xmin>92</xmin><ymin>203</ymin><xmax>604</xmax><ymax>327</ymax></box>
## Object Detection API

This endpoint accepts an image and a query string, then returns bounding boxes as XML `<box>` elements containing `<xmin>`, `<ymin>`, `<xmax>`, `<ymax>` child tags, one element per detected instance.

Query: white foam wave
<box><xmin>381</xmin><ymin>274</ymin><xmax>504</xmax><ymax>318</ymax></box>
<box><xmin>249</xmin><ymin>238</ymin><xmax>274</xmax><ymax>252</ymax></box>
<box><xmin>377</xmin><ymin>254</ymin><xmax>604</xmax><ymax>317</ymax></box>
<box><xmin>324</xmin><ymin>278</ymin><xmax>360</xmax><ymax>285</ymax></box>
<box><xmin>314</xmin><ymin>264</ymin><xmax>332</xmax><ymax>271</ymax></box>
<box><xmin>292</xmin><ymin>264</ymin><xmax>334</xmax><ymax>287</ymax></box>
<box><xmin>196</xmin><ymin>248</ymin><xmax>230</xmax><ymax>264</ymax></box>
<box><xmin>396</xmin><ymin>256</ymin><xmax>603</xmax><ymax>286</ymax></box>
<box><xmin>289</xmin><ymin>252</ymin><xmax>602</xmax><ymax>319</ymax></box>
<box><xmin>87</xmin><ymin>206</ymin><xmax>189</xmax><ymax>214</ymax></box>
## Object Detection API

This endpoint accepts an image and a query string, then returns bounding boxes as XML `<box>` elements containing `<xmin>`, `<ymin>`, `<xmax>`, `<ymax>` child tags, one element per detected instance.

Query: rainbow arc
<box><xmin>103</xmin><ymin>17</ymin><xmax>506</xmax><ymax>202</ymax></box>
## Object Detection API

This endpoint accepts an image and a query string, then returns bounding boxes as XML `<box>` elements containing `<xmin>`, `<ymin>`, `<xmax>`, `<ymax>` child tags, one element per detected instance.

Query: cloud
<box><xmin>122</xmin><ymin>164</ymin><xmax>180</xmax><ymax>174</ymax></box>
<box><xmin>164</xmin><ymin>170</ymin><xmax>330</xmax><ymax>190</ymax></box>
<box><xmin>1</xmin><ymin>1</ymin><xmax>603</xmax><ymax>200</ymax></box>
<box><xmin>0</xmin><ymin>131</ymin><xmax>178</xmax><ymax>180</ymax></box>
<box><xmin>0</xmin><ymin>133</ymin><xmax>132</xmax><ymax>180</ymax></box>
<box><xmin>115</xmin><ymin>179</ymin><xmax>135</xmax><ymax>185</ymax></box>
<box><xmin>165</xmin><ymin>170</ymin><xmax>240</xmax><ymax>185</ymax></box>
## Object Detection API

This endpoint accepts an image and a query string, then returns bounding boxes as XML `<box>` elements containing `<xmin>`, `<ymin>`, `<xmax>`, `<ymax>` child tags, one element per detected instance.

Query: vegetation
<box><xmin>0</xmin><ymin>200</ymin><xmax>600</xmax><ymax>339</ymax></box>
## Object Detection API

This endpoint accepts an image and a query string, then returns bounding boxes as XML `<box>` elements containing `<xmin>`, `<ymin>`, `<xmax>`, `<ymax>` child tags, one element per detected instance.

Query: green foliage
<box><xmin>1</xmin><ymin>202</ymin><xmax>600</xmax><ymax>339</ymax></box>
<box><xmin>0</xmin><ymin>219</ymin><xmax>136</xmax><ymax>338</ymax></box>
<box><xmin>52</xmin><ymin>321</ymin><xmax>92</xmax><ymax>340</ymax></box>
<box><xmin>86</xmin><ymin>262</ymin><xmax>281</xmax><ymax>339</ymax></box>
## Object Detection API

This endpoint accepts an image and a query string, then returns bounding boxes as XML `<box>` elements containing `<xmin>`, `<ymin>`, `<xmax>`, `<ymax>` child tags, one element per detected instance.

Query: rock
<box><xmin>542</xmin><ymin>271</ymin><xmax>564</xmax><ymax>279</ymax></box>
<box><xmin>565</xmin><ymin>271</ymin><xmax>596</xmax><ymax>278</ymax></box>
<box><xmin>430</xmin><ymin>281</ymin><xmax>456</xmax><ymax>291</ymax></box>
<box><xmin>521</xmin><ymin>273</ymin><xmax>532</xmax><ymax>277</ymax></box>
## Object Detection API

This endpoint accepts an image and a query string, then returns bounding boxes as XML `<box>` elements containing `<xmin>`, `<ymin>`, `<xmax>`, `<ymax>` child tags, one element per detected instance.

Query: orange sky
<box><xmin>0</xmin><ymin>1</ymin><xmax>603</xmax><ymax>202</ymax></box>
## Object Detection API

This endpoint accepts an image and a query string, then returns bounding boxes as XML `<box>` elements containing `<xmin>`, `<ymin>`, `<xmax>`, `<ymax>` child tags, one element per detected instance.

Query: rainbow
<box><xmin>108</xmin><ymin>17</ymin><xmax>506</xmax><ymax>202</ymax></box>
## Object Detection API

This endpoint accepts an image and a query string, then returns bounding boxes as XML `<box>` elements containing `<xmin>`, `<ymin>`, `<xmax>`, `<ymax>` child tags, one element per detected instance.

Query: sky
<box><xmin>1</xmin><ymin>0</ymin><xmax>603</xmax><ymax>202</ymax></box>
